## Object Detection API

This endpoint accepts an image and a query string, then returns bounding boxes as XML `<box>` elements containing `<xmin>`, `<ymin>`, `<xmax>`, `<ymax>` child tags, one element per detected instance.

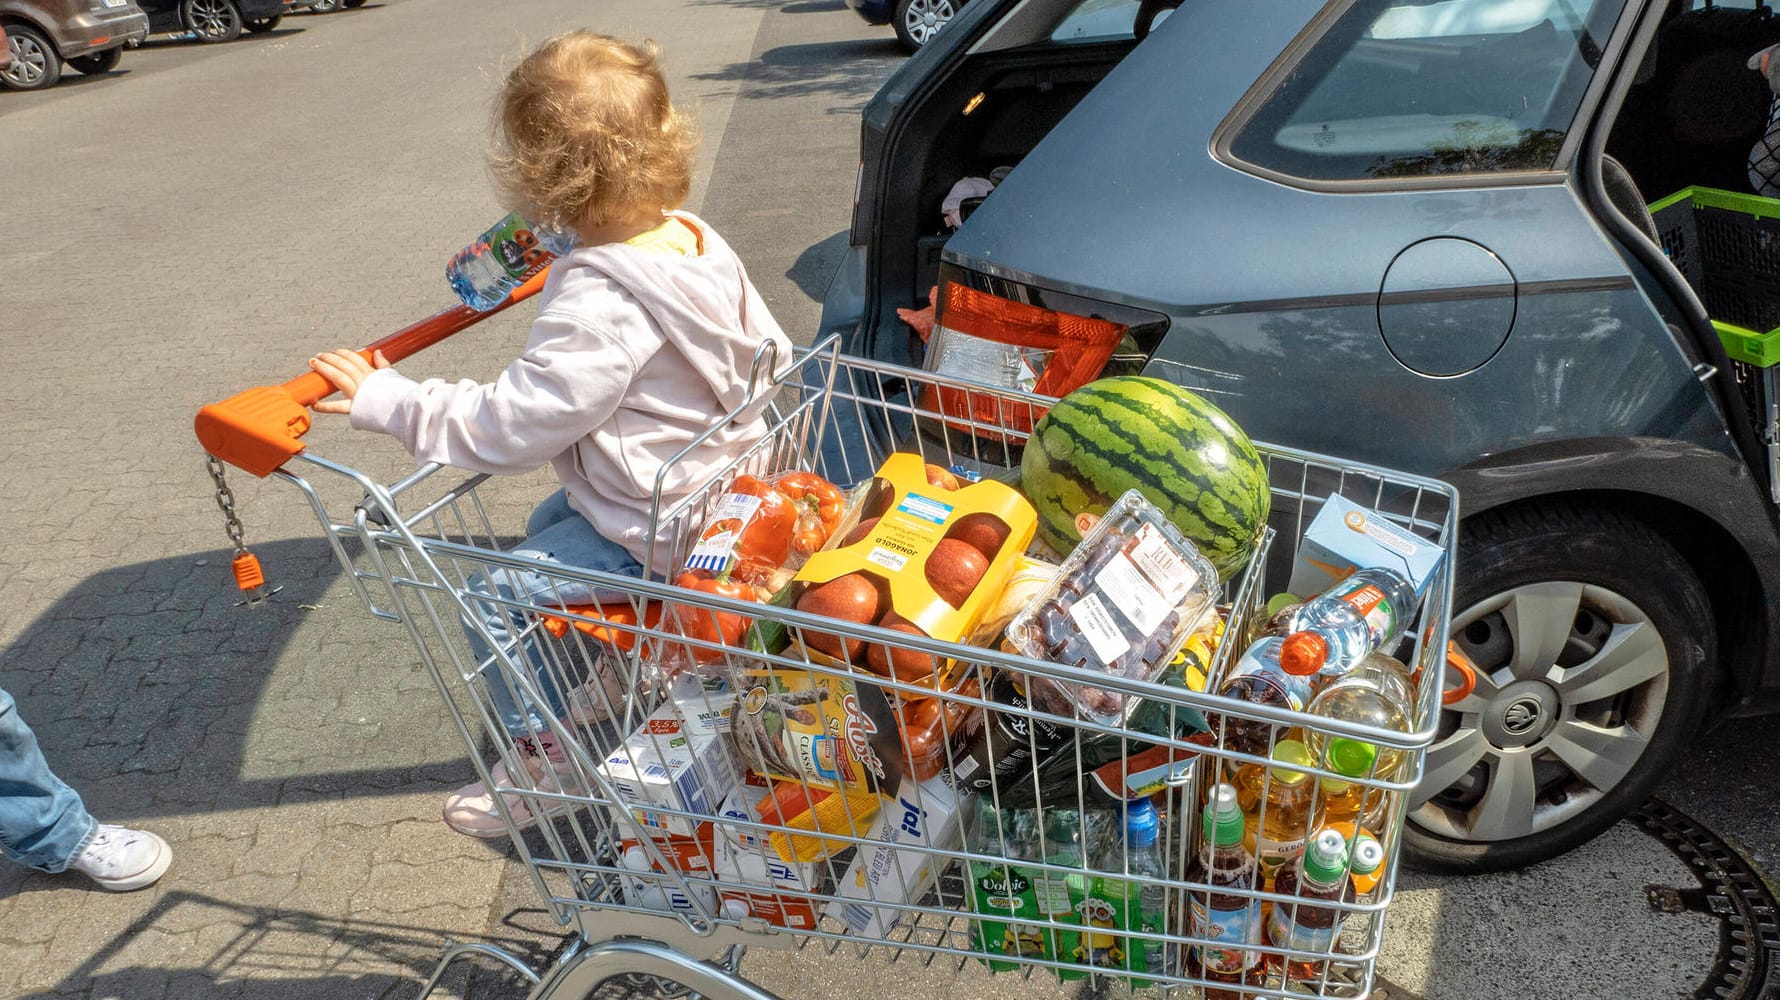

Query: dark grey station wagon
<box><xmin>820</xmin><ymin>0</ymin><xmax>1780</xmax><ymax>872</ymax></box>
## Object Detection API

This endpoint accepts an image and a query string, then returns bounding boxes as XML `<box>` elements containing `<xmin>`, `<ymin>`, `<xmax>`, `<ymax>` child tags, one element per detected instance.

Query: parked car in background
<box><xmin>297</xmin><ymin>0</ymin><xmax>365</xmax><ymax>13</ymax></box>
<box><xmin>136</xmin><ymin>0</ymin><xmax>293</xmax><ymax>41</ymax></box>
<box><xmin>823</xmin><ymin>0</ymin><xmax>1780</xmax><ymax>874</ymax></box>
<box><xmin>847</xmin><ymin>0</ymin><xmax>969</xmax><ymax>51</ymax></box>
<box><xmin>1</xmin><ymin>0</ymin><xmax>149</xmax><ymax>90</ymax></box>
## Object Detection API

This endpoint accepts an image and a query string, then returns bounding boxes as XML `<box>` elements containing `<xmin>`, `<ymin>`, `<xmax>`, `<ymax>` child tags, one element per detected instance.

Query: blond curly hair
<box><xmin>490</xmin><ymin>33</ymin><xmax>696</xmax><ymax>236</ymax></box>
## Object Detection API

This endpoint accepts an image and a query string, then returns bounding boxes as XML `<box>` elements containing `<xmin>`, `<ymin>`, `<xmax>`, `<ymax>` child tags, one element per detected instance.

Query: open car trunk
<box><xmin>862</xmin><ymin>38</ymin><xmax>1135</xmax><ymax>365</ymax></box>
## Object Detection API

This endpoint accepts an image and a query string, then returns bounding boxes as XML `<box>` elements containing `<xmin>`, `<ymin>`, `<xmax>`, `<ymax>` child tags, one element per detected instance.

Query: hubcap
<box><xmin>191</xmin><ymin>0</ymin><xmax>233</xmax><ymax>36</ymax></box>
<box><xmin>904</xmin><ymin>0</ymin><xmax>955</xmax><ymax>44</ymax></box>
<box><xmin>1411</xmin><ymin>582</ymin><xmax>1669</xmax><ymax>843</ymax></box>
<box><xmin>4</xmin><ymin>36</ymin><xmax>47</xmax><ymax>85</ymax></box>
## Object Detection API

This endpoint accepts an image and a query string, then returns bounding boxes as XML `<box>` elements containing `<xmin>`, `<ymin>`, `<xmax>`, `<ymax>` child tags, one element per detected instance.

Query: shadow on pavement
<box><xmin>0</xmin><ymin>537</ymin><xmax>487</xmax><ymax>830</ymax></box>
<box><xmin>693</xmin><ymin>38</ymin><xmax>903</xmax><ymax>110</ymax></box>
<box><xmin>18</xmin><ymin>889</ymin><xmax>555</xmax><ymax>999</ymax></box>
<box><xmin>786</xmin><ymin>231</ymin><xmax>850</xmax><ymax>303</ymax></box>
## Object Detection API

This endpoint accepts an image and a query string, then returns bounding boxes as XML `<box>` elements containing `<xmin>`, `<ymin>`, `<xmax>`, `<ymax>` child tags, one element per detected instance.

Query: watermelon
<box><xmin>1021</xmin><ymin>376</ymin><xmax>1269</xmax><ymax>581</ymax></box>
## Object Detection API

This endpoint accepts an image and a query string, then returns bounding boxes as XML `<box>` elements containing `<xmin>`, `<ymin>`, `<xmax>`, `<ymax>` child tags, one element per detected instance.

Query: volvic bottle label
<box><xmin>1190</xmin><ymin>897</ymin><xmax>1262</xmax><ymax>973</ymax></box>
<box><xmin>1332</xmin><ymin>579</ymin><xmax>1396</xmax><ymax>648</ymax></box>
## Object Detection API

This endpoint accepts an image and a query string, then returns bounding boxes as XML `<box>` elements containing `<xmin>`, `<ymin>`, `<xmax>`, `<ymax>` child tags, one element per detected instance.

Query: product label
<box><xmin>1126</xmin><ymin>523</ymin><xmax>1201</xmax><ymax>603</ymax></box>
<box><xmin>1190</xmin><ymin>898</ymin><xmax>1262</xmax><ymax>973</ymax></box>
<box><xmin>1253</xmin><ymin>832</ymin><xmax>1307</xmax><ymax>881</ymax></box>
<box><xmin>1267</xmin><ymin>906</ymin><xmax>1340</xmax><ymax>956</ymax></box>
<box><xmin>1333</xmin><ymin>581</ymin><xmax>1397</xmax><ymax>647</ymax></box>
<box><xmin>1035</xmin><ymin>871</ymin><xmax>1076</xmax><ymax>915</ymax></box>
<box><xmin>865</xmin><ymin>547</ymin><xmax>910</xmax><ymax>573</ymax></box>
<box><xmin>1070</xmin><ymin>593</ymin><xmax>1130</xmax><ymax>665</ymax></box>
<box><xmin>1344</xmin><ymin>509</ymin><xmax>1420</xmax><ymax>558</ymax></box>
<box><xmin>895</xmin><ymin>492</ymin><xmax>954</xmax><ymax>525</ymax></box>
<box><xmin>488</xmin><ymin>213</ymin><xmax>554</xmax><ymax>281</ymax></box>
<box><xmin>684</xmin><ymin>493</ymin><xmax>765</xmax><ymax>574</ymax></box>
<box><xmin>1095</xmin><ymin>551</ymin><xmax>1168</xmax><ymax>636</ymax></box>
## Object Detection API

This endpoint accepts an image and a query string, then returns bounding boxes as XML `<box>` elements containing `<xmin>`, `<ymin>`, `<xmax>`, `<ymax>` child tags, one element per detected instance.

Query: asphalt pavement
<box><xmin>0</xmin><ymin>1</ymin><xmax>1775</xmax><ymax>997</ymax></box>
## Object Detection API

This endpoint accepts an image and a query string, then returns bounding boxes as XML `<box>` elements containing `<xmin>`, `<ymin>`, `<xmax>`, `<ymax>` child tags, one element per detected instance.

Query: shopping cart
<box><xmin>194</xmin><ymin>286</ymin><xmax>1458</xmax><ymax>1000</ymax></box>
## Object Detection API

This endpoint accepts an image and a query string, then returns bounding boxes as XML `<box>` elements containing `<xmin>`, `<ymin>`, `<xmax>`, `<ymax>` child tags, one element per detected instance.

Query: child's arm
<box><xmin>308</xmin><ymin>312</ymin><xmax>645</xmax><ymax>475</ymax></box>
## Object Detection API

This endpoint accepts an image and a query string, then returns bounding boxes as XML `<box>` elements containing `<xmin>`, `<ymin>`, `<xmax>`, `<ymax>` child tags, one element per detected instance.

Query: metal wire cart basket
<box><xmin>196</xmin><ymin>310</ymin><xmax>1458</xmax><ymax>1000</ymax></box>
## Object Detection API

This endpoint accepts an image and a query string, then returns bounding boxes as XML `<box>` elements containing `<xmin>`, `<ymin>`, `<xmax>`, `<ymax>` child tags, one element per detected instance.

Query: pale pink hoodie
<box><xmin>349</xmin><ymin>213</ymin><xmax>792</xmax><ymax>575</ymax></box>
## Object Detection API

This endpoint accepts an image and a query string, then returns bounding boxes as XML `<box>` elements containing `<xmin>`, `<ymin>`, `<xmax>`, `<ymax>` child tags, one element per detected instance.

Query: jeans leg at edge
<box><xmin>0</xmin><ymin>687</ymin><xmax>99</xmax><ymax>874</ymax></box>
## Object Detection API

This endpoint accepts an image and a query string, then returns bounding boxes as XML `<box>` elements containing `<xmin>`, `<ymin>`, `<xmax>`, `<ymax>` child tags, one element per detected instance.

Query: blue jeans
<box><xmin>0</xmin><ymin>686</ymin><xmax>97</xmax><ymax>873</ymax></box>
<box><xmin>467</xmin><ymin>489</ymin><xmax>644</xmax><ymax>739</ymax></box>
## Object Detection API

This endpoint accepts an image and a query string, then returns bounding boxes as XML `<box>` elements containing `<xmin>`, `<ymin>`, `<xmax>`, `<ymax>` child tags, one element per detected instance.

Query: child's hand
<box><xmin>309</xmin><ymin>349</ymin><xmax>391</xmax><ymax>415</ymax></box>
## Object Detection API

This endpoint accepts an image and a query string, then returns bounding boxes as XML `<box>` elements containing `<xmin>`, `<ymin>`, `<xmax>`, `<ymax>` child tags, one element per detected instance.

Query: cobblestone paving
<box><xmin>0</xmin><ymin>1</ymin><xmax>893</xmax><ymax>996</ymax></box>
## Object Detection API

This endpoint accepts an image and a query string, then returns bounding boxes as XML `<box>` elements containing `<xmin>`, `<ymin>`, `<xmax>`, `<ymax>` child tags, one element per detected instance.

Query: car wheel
<box><xmin>183</xmin><ymin>0</ymin><xmax>243</xmax><ymax>42</ymax></box>
<box><xmin>67</xmin><ymin>47</ymin><xmax>123</xmax><ymax>75</ymax></box>
<box><xmin>243</xmin><ymin>15</ymin><xmax>281</xmax><ymax>32</ymax></box>
<box><xmin>0</xmin><ymin>24</ymin><xmax>62</xmax><ymax>91</ymax></box>
<box><xmin>308</xmin><ymin>0</ymin><xmax>342</xmax><ymax>11</ymax></box>
<box><xmin>893</xmin><ymin>0</ymin><xmax>958</xmax><ymax>51</ymax></box>
<box><xmin>1402</xmin><ymin>503</ymin><xmax>1712</xmax><ymax>874</ymax></box>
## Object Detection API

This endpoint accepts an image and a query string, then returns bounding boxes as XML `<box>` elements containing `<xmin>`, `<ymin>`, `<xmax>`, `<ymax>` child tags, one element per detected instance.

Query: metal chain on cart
<box><xmin>206</xmin><ymin>455</ymin><xmax>275</xmax><ymax>607</ymax></box>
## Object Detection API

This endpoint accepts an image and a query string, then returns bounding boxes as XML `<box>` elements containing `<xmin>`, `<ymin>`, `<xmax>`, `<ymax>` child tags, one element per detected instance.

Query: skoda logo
<box><xmin>1502</xmin><ymin>698</ymin><xmax>1542</xmax><ymax>735</ymax></box>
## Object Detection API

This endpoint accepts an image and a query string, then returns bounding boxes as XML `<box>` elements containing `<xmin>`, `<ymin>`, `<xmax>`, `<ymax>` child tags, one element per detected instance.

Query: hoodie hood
<box><xmin>559</xmin><ymin>212</ymin><xmax>792</xmax><ymax>414</ymax></box>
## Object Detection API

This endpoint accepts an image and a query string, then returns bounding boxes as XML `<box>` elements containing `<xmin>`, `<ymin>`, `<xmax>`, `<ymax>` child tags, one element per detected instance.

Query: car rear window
<box><xmin>1225</xmin><ymin>0</ymin><xmax>1625</xmax><ymax>182</ymax></box>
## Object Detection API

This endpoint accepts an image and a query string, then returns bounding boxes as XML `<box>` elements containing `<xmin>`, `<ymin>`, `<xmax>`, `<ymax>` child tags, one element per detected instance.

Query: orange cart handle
<box><xmin>195</xmin><ymin>272</ymin><xmax>547</xmax><ymax>477</ymax></box>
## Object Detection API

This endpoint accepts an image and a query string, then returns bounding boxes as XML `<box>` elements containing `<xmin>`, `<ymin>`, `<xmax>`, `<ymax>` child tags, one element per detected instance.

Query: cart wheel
<box><xmin>1402</xmin><ymin>502</ymin><xmax>1712</xmax><ymax>873</ymax></box>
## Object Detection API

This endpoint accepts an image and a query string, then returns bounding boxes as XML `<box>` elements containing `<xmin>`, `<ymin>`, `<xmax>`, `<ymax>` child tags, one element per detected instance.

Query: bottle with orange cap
<box><xmin>1285</xmin><ymin>567</ymin><xmax>1417</xmax><ymax>674</ymax></box>
<box><xmin>1207</xmin><ymin>632</ymin><xmax>1327</xmax><ymax>755</ymax></box>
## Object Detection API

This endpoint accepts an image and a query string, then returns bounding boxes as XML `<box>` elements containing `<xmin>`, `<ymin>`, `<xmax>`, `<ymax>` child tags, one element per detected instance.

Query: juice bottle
<box><xmin>1209</xmin><ymin>633</ymin><xmax>1325</xmax><ymax>755</ymax></box>
<box><xmin>1323</xmin><ymin>820</ymin><xmax>1386</xmax><ymax>900</ymax></box>
<box><xmin>1232</xmin><ymin>738</ymin><xmax>1324</xmax><ymax>888</ymax></box>
<box><xmin>1186</xmin><ymin>783</ymin><xmax>1263</xmax><ymax>998</ymax></box>
<box><xmin>1304</xmin><ymin>661</ymin><xmax>1415</xmax><ymax>783</ymax></box>
<box><xmin>1266</xmin><ymin>828</ymin><xmax>1352</xmax><ymax>988</ymax></box>
<box><xmin>1348</xmin><ymin>831</ymin><xmax>1385</xmax><ymax>900</ymax></box>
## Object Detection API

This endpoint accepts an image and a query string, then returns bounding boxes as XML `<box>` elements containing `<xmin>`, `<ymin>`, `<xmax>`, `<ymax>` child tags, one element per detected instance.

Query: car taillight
<box><xmin>921</xmin><ymin>280</ymin><xmax>1126</xmax><ymax>437</ymax></box>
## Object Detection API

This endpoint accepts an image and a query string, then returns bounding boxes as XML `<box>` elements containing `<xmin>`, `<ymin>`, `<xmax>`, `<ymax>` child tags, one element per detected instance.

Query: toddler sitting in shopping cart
<box><xmin>307</xmin><ymin>31</ymin><xmax>792</xmax><ymax>839</ymax></box>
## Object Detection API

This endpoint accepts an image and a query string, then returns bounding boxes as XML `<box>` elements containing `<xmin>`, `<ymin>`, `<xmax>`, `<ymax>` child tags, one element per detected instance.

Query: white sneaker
<box><xmin>70</xmin><ymin>825</ymin><xmax>172</xmax><ymax>892</ymax></box>
<box><xmin>442</xmin><ymin>733</ymin><xmax>582</xmax><ymax>839</ymax></box>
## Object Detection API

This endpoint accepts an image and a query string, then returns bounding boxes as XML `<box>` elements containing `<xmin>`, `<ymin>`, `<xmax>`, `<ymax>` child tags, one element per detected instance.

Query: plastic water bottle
<box><xmin>446</xmin><ymin>211</ymin><xmax>577</xmax><ymax>310</ymax></box>
<box><xmin>1208</xmin><ymin>632</ymin><xmax>1326</xmax><ymax>755</ymax></box>
<box><xmin>1285</xmin><ymin>568</ymin><xmax>1417</xmax><ymax>674</ymax></box>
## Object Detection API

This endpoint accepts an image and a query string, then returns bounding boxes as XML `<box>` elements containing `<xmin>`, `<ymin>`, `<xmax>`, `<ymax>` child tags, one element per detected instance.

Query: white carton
<box><xmin>668</xmin><ymin>673</ymin><xmax>736</xmax><ymax>735</ymax></box>
<box><xmin>713</xmin><ymin>835</ymin><xmax>823</xmax><ymax>930</ymax></box>
<box><xmin>600</xmin><ymin>701</ymin><xmax>740</xmax><ymax>837</ymax></box>
<box><xmin>825</xmin><ymin>772</ymin><xmax>963</xmax><ymax>938</ymax></box>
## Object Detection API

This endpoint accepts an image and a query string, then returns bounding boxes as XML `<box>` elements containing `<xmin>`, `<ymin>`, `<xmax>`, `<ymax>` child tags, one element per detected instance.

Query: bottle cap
<box><xmin>1303</xmin><ymin>827</ymin><xmax>1351</xmax><ymax>884</ymax></box>
<box><xmin>1326</xmin><ymin>737</ymin><xmax>1380</xmax><ymax>778</ymax></box>
<box><xmin>621</xmin><ymin>846</ymin><xmax>651</xmax><ymax>872</ymax></box>
<box><xmin>1268</xmin><ymin>738</ymin><xmax>1314</xmax><ymax>786</ymax></box>
<box><xmin>1126</xmin><ymin>797</ymin><xmax>1160</xmax><ymax>847</ymax></box>
<box><xmin>1265</xmin><ymin>592</ymin><xmax>1301</xmax><ymax>617</ymax></box>
<box><xmin>1280</xmin><ymin>631</ymin><xmax>1328</xmax><ymax>676</ymax></box>
<box><xmin>1202</xmin><ymin>783</ymin><xmax>1246</xmax><ymax>847</ymax></box>
<box><xmin>1349</xmin><ymin>833</ymin><xmax>1385</xmax><ymax>877</ymax></box>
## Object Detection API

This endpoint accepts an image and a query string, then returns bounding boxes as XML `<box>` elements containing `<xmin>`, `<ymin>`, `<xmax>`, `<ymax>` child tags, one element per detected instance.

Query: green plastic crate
<box><xmin>1649</xmin><ymin>186</ymin><xmax>1780</xmax><ymax>367</ymax></box>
